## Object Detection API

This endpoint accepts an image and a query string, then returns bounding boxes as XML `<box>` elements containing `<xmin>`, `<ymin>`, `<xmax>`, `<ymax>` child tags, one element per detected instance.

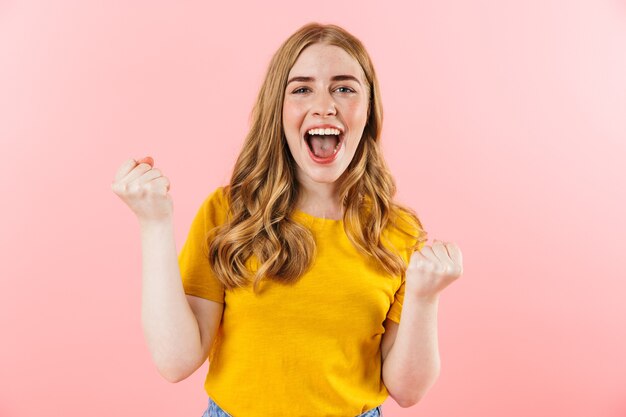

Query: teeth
<box><xmin>307</xmin><ymin>128</ymin><xmax>341</xmax><ymax>136</ymax></box>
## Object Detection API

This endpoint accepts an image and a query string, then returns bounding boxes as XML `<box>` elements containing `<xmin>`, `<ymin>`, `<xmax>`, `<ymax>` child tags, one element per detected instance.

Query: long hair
<box><xmin>208</xmin><ymin>22</ymin><xmax>428</xmax><ymax>293</ymax></box>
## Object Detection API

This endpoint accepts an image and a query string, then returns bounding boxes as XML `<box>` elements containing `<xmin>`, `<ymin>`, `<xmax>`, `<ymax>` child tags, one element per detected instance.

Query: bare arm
<box><xmin>382</xmin><ymin>295</ymin><xmax>441</xmax><ymax>407</ymax></box>
<box><xmin>140</xmin><ymin>218</ymin><xmax>222</xmax><ymax>383</ymax></box>
<box><xmin>382</xmin><ymin>239</ymin><xmax>462</xmax><ymax>406</ymax></box>
<box><xmin>111</xmin><ymin>157</ymin><xmax>223</xmax><ymax>383</ymax></box>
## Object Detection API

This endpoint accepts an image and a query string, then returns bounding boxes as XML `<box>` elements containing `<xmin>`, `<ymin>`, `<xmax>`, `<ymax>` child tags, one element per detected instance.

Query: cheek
<box><xmin>282</xmin><ymin>103</ymin><xmax>301</xmax><ymax>152</ymax></box>
<box><xmin>344</xmin><ymin>101</ymin><xmax>369</xmax><ymax>144</ymax></box>
<box><xmin>282</xmin><ymin>99</ymin><xmax>305</xmax><ymax>128</ymax></box>
<box><xmin>343</xmin><ymin>99</ymin><xmax>369</xmax><ymax>123</ymax></box>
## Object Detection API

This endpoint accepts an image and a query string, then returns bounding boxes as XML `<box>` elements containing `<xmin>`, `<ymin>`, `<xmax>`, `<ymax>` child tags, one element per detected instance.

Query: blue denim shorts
<box><xmin>201</xmin><ymin>397</ymin><xmax>383</xmax><ymax>417</ymax></box>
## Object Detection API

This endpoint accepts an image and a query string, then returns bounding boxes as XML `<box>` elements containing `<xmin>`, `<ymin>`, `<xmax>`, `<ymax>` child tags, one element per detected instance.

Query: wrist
<box><xmin>404</xmin><ymin>289</ymin><xmax>441</xmax><ymax>306</ymax></box>
<box><xmin>139</xmin><ymin>216</ymin><xmax>174</xmax><ymax>231</ymax></box>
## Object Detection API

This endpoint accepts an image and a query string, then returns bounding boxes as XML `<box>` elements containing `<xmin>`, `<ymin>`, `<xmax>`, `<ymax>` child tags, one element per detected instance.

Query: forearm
<box><xmin>140</xmin><ymin>218</ymin><xmax>202</xmax><ymax>382</ymax></box>
<box><xmin>382</xmin><ymin>294</ymin><xmax>441</xmax><ymax>407</ymax></box>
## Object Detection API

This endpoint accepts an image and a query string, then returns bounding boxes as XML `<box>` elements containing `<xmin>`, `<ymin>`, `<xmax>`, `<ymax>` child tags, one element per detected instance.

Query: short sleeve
<box><xmin>386</xmin><ymin>239</ymin><xmax>426</xmax><ymax>324</ymax></box>
<box><xmin>178</xmin><ymin>186</ymin><xmax>229</xmax><ymax>303</ymax></box>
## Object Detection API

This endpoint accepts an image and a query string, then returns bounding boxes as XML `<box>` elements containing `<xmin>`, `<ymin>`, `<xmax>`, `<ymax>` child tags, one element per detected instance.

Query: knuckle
<box><xmin>127</xmin><ymin>183</ymin><xmax>141</xmax><ymax>194</ymax></box>
<box><xmin>113</xmin><ymin>182</ymin><xmax>129</xmax><ymax>194</ymax></box>
<box><xmin>427</xmin><ymin>261</ymin><xmax>438</xmax><ymax>273</ymax></box>
<box><xmin>146</xmin><ymin>181</ymin><xmax>164</xmax><ymax>195</ymax></box>
<box><xmin>112</xmin><ymin>183</ymin><xmax>125</xmax><ymax>196</ymax></box>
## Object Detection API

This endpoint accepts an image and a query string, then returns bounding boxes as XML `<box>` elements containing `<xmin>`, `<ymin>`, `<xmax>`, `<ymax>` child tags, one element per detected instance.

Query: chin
<box><xmin>307</xmin><ymin>170</ymin><xmax>343</xmax><ymax>184</ymax></box>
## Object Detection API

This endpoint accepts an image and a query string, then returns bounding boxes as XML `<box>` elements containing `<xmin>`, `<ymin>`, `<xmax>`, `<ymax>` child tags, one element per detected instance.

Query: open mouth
<box><xmin>304</xmin><ymin>130</ymin><xmax>344</xmax><ymax>163</ymax></box>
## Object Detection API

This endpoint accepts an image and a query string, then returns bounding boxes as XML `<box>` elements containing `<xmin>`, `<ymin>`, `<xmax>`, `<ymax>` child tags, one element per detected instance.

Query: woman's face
<box><xmin>282</xmin><ymin>43</ymin><xmax>370</xmax><ymax>187</ymax></box>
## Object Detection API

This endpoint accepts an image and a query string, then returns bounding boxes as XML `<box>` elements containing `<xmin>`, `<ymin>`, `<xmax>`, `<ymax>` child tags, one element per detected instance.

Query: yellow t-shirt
<box><xmin>178</xmin><ymin>186</ymin><xmax>424</xmax><ymax>417</ymax></box>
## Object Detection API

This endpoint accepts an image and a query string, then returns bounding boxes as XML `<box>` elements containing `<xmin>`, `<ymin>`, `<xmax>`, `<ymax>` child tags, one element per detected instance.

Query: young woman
<box><xmin>112</xmin><ymin>22</ymin><xmax>463</xmax><ymax>417</ymax></box>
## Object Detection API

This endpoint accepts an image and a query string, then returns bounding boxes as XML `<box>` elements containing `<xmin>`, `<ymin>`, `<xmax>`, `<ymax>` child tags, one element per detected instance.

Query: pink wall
<box><xmin>1</xmin><ymin>1</ymin><xmax>625</xmax><ymax>416</ymax></box>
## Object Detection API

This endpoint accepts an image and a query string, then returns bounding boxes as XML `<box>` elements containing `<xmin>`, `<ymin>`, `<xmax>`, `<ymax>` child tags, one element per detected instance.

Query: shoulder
<box><xmin>390</xmin><ymin>206</ymin><xmax>425</xmax><ymax>237</ymax></box>
<box><xmin>201</xmin><ymin>185</ymin><xmax>230</xmax><ymax>210</ymax></box>
<box><xmin>197</xmin><ymin>185</ymin><xmax>231</xmax><ymax>227</ymax></box>
<box><xmin>385</xmin><ymin>206</ymin><xmax>428</xmax><ymax>255</ymax></box>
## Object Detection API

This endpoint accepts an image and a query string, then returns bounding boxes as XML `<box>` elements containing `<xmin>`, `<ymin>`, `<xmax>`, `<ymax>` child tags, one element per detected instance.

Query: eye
<box><xmin>336</xmin><ymin>86</ymin><xmax>356</xmax><ymax>93</ymax></box>
<box><xmin>292</xmin><ymin>87</ymin><xmax>310</xmax><ymax>94</ymax></box>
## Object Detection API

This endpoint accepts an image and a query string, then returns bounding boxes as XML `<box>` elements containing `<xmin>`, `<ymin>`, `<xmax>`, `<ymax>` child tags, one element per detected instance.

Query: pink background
<box><xmin>1</xmin><ymin>1</ymin><xmax>625</xmax><ymax>416</ymax></box>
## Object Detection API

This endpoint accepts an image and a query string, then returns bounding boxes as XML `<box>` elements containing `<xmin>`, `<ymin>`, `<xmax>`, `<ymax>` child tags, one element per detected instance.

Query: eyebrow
<box><xmin>286</xmin><ymin>75</ymin><xmax>362</xmax><ymax>86</ymax></box>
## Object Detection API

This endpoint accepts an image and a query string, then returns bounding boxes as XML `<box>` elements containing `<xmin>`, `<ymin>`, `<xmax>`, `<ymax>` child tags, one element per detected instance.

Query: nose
<box><xmin>311</xmin><ymin>91</ymin><xmax>337</xmax><ymax>117</ymax></box>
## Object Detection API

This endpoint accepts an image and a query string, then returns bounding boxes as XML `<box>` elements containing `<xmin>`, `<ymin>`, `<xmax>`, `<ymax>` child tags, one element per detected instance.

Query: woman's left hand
<box><xmin>405</xmin><ymin>239</ymin><xmax>464</xmax><ymax>301</ymax></box>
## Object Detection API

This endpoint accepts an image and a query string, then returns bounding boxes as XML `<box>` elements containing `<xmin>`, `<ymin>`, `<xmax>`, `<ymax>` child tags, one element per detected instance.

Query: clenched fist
<box><xmin>406</xmin><ymin>239</ymin><xmax>464</xmax><ymax>301</ymax></box>
<box><xmin>111</xmin><ymin>156</ymin><xmax>173</xmax><ymax>225</ymax></box>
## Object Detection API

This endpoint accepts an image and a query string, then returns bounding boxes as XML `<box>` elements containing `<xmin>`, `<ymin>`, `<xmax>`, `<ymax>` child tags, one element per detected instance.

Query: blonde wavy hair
<box><xmin>208</xmin><ymin>22</ymin><xmax>428</xmax><ymax>293</ymax></box>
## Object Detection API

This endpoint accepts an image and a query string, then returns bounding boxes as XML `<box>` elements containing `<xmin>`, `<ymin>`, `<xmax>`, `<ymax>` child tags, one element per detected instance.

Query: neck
<box><xmin>295</xmin><ymin>173</ymin><xmax>344</xmax><ymax>220</ymax></box>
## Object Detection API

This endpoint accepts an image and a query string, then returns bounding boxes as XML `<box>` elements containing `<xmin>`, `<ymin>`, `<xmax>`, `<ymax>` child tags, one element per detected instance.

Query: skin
<box><xmin>282</xmin><ymin>43</ymin><xmax>370</xmax><ymax>220</ymax></box>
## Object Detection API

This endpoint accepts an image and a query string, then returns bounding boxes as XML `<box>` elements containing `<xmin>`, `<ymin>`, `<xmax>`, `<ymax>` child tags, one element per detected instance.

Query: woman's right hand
<box><xmin>111</xmin><ymin>156</ymin><xmax>173</xmax><ymax>224</ymax></box>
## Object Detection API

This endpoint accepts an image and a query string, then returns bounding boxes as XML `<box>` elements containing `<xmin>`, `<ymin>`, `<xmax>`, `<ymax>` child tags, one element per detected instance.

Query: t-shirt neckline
<box><xmin>291</xmin><ymin>208</ymin><xmax>343</xmax><ymax>224</ymax></box>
